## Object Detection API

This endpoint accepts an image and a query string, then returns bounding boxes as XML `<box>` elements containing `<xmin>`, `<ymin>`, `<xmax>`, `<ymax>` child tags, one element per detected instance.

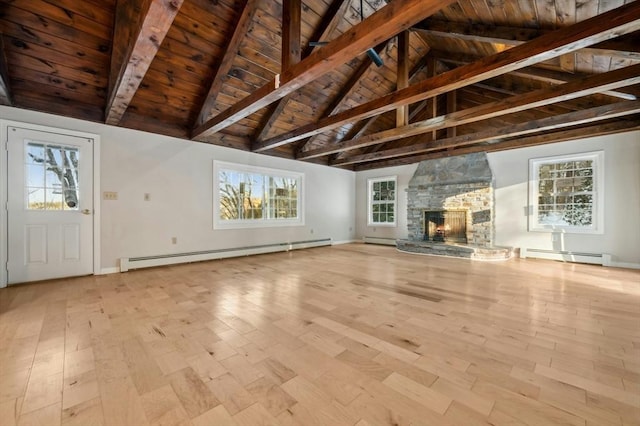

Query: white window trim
<box><xmin>528</xmin><ymin>151</ymin><xmax>604</xmax><ymax>234</ymax></box>
<box><xmin>367</xmin><ymin>175</ymin><xmax>397</xmax><ymax>227</ymax></box>
<box><xmin>213</xmin><ymin>160</ymin><xmax>304</xmax><ymax>229</ymax></box>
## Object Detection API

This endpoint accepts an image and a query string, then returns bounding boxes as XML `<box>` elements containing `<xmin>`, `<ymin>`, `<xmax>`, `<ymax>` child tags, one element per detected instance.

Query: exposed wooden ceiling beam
<box><xmin>299</xmin><ymin>49</ymin><xmax>431</xmax><ymax>156</ymax></box>
<box><xmin>290</xmin><ymin>42</ymin><xmax>389</xmax><ymax>154</ymax></box>
<box><xmin>354</xmin><ymin>118</ymin><xmax>640</xmax><ymax>170</ymax></box>
<box><xmin>413</xmin><ymin>18</ymin><xmax>640</xmax><ymax>60</ymax></box>
<box><xmin>314</xmin><ymin>63</ymin><xmax>640</xmax><ymax>163</ymax></box>
<box><xmin>251</xmin><ymin>0</ymin><xmax>353</xmax><ymax>143</ymax></box>
<box><xmin>193</xmin><ymin>0</ymin><xmax>259</xmax><ymax>129</ymax></box>
<box><xmin>396</xmin><ymin>30</ymin><xmax>410</xmax><ymax>127</ymax></box>
<box><xmin>332</xmin><ymin>100</ymin><xmax>640</xmax><ymax>166</ymax></box>
<box><xmin>0</xmin><ymin>35</ymin><xmax>12</xmax><ymax>105</ymax></box>
<box><xmin>256</xmin><ymin>1</ymin><xmax>640</xmax><ymax>152</ymax></box>
<box><xmin>192</xmin><ymin>0</ymin><xmax>456</xmax><ymax>139</ymax></box>
<box><xmin>434</xmin><ymin>52</ymin><xmax>637</xmax><ymax>101</ymax></box>
<box><xmin>105</xmin><ymin>0</ymin><xmax>184</xmax><ymax>125</ymax></box>
<box><xmin>305</xmin><ymin>0</ymin><xmax>351</xmax><ymax>58</ymax></box>
<box><xmin>282</xmin><ymin>0</ymin><xmax>302</xmax><ymax>73</ymax></box>
<box><xmin>345</xmin><ymin>56</ymin><xmax>436</xmax><ymax>159</ymax></box>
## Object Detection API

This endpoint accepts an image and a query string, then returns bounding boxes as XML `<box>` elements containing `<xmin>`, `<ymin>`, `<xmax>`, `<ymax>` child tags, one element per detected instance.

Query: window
<box><xmin>529</xmin><ymin>151</ymin><xmax>604</xmax><ymax>233</ymax></box>
<box><xmin>25</xmin><ymin>142</ymin><xmax>79</xmax><ymax>211</ymax></box>
<box><xmin>214</xmin><ymin>161</ymin><xmax>303</xmax><ymax>229</ymax></box>
<box><xmin>368</xmin><ymin>176</ymin><xmax>397</xmax><ymax>226</ymax></box>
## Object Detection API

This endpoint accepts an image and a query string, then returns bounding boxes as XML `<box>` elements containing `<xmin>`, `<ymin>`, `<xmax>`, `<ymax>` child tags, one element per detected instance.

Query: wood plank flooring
<box><xmin>1</xmin><ymin>243</ymin><xmax>639</xmax><ymax>425</ymax></box>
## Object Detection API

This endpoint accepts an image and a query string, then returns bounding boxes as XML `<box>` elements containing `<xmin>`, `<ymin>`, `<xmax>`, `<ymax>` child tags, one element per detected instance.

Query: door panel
<box><xmin>7</xmin><ymin>126</ymin><xmax>93</xmax><ymax>284</ymax></box>
<box><xmin>25</xmin><ymin>224</ymin><xmax>47</xmax><ymax>264</ymax></box>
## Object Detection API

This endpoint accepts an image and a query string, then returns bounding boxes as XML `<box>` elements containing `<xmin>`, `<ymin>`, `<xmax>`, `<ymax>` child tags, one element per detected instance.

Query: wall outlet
<box><xmin>310</xmin><ymin>229</ymin><xmax>314</xmax><ymax>234</ymax></box>
<box><xmin>103</xmin><ymin>191</ymin><xmax>118</xmax><ymax>200</ymax></box>
<box><xmin>144</xmin><ymin>193</ymin><xmax>150</xmax><ymax>201</ymax></box>
<box><xmin>171</xmin><ymin>237</ymin><xmax>177</xmax><ymax>244</ymax></box>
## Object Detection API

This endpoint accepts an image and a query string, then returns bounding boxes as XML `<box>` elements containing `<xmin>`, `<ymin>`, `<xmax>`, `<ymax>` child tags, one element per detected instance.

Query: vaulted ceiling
<box><xmin>1</xmin><ymin>0</ymin><xmax>639</xmax><ymax>170</ymax></box>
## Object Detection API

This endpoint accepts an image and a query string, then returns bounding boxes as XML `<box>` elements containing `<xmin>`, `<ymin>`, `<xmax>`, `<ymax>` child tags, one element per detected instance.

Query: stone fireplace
<box><xmin>424</xmin><ymin>210</ymin><xmax>467</xmax><ymax>243</ymax></box>
<box><xmin>397</xmin><ymin>153</ymin><xmax>512</xmax><ymax>259</ymax></box>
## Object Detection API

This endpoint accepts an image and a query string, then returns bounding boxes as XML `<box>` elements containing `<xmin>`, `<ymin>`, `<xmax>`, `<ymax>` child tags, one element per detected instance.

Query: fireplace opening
<box><xmin>424</xmin><ymin>210</ymin><xmax>467</xmax><ymax>243</ymax></box>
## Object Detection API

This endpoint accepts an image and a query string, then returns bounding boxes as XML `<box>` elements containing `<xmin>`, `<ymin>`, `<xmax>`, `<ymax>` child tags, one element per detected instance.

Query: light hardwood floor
<box><xmin>1</xmin><ymin>243</ymin><xmax>639</xmax><ymax>426</ymax></box>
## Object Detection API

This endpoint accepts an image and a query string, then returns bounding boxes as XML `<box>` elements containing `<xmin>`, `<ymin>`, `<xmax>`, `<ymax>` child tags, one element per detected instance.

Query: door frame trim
<box><xmin>0</xmin><ymin>120</ymin><xmax>101</xmax><ymax>288</ymax></box>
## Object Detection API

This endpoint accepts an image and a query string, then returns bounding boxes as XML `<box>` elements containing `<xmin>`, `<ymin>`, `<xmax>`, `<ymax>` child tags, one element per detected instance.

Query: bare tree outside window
<box><xmin>26</xmin><ymin>143</ymin><xmax>79</xmax><ymax>210</ymax></box>
<box><xmin>217</xmin><ymin>167</ymin><xmax>301</xmax><ymax>223</ymax></box>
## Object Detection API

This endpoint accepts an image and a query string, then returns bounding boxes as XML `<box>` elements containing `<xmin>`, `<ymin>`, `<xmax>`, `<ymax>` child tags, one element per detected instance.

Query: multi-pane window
<box><xmin>368</xmin><ymin>176</ymin><xmax>397</xmax><ymax>226</ymax></box>
<box><xmin>25</xmin><ymin>142</ymin><xmax>79</xmax><ymax>211</ymax></box>
<box><xmin>215</xmin><ymin>161</ymin><xmax>303</xmax><ymax>228</ymax></box>
<box><xmin>529</xmin><ymin>152</ymin><xmax>603</xmax><ymax>233</ymax></box>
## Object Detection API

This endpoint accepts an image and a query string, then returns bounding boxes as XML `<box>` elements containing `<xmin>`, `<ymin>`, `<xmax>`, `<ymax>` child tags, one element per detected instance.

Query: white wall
<box><xmin>354</xmin><ymin>132</ymin><xmax>640</xmax><ymax>266</ymax></box>
<box><xmin>489</xmin><ymin>131</ymin><xmax>640</xmax><ymax>266</ymax></box>
<box><xmin>1</xmin><ymin>106</ymin><xmax>356</xmax><ymax>280</ymax></box>
<box><xmin>355</xmin><ymin>164</ymin><xmax>417</xmax><ymax>241</ymax></box>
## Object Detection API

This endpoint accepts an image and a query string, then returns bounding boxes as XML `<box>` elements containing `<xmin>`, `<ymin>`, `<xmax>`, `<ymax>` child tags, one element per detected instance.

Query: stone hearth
<box><xmin>397</xmin><ymin>152</ymin><xmax>513</xmax><ymax>260</ymax></box>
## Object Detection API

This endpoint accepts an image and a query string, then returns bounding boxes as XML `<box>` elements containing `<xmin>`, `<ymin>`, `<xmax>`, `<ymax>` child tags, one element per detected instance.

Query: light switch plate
<box><xmin>104</xmin><ymin>191</ymin><xmax>118</xmax><ymax>200</ymax></box>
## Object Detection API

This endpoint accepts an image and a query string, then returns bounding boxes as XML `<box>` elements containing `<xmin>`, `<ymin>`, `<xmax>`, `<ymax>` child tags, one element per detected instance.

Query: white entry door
<box><xmin>7</xmin><ymin>126</ymin><xmax>94</xmax><ymax>284</ymax></box>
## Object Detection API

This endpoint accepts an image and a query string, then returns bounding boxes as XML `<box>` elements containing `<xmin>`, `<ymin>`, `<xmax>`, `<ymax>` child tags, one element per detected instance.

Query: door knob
<box><xmin>81</xmin><ymin>209</ymin><xmax>92</xmax><ymax>215</ymax></box>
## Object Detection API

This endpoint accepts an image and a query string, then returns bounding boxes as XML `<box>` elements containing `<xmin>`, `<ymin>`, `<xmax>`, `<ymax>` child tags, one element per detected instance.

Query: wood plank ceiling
<box><xmin>1</xmin><ymin>0</ymin><xmax>639</xmax><ymax>170</ymax></box>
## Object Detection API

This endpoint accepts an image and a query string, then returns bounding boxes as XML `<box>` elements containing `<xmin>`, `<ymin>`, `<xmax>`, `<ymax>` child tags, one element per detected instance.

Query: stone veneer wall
<box><xmin>407</xmin><ymin>153</ymin><xmax>494</xmax><ymax>246</ymax></box>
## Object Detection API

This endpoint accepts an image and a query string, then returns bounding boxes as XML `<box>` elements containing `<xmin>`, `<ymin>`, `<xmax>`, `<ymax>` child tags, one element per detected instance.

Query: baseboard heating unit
<box><xmin>363</xmin><ymin>236</ymin><xmax>397</xmax><ymax>246</ymax></box>
<box><xmin>520</xmin><ymin>248</ymin><xmax>611</xmax><ymax>266</ymax></box>
<box><xmin>120</xmin><ymin>238</ymin><xmax>331</xmax><ymax>272</ymax></box>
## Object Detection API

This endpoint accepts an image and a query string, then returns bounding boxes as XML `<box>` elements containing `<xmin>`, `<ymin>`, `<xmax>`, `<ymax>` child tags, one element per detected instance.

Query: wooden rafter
<box><xmin>434</xmin><ymin>52</ymin><xmax>637</xmax><ymax>101</ymax></box>
<box><xmin>354</xmin><ymin>118</ymin><xmax>640</xmax><ymax>170</ymax></box>
<box><xmin>396</xmin><ymin>30</ymin><xmax>410</xmax><ymax>127</ymax></box>
<box><xmin>193</xmin><ymin>0</ymin><xmax>259</xmax><ymax>129</ymax></box>
<box><xmin>251</xmin><ymin>0</ymin><xmax>351</xmax><ymax>143</ymax></box>
<box><xmin>282</xmin><ymin>0</ymin><xmax>302</xmax><ymax>73</ymax></box>
<box><xmin>287</xmin><ymin>41</ymin><xmax>389</xmax><ymax>154</ymax></box>
<box><xmin>301</xmin><ymin>48</ymin><xmax>431</xmax><ymax>156</ymax></box>
<box><xmin>306</xmin><ymin>63</ymin><xmax>640</xmax><ymax>163</ymax></box>
<box><xmin>105</xmin><ymin>0</ymin><xmax>184</xmax><ymax>125</ymax></box>
<box><xmin>192</xmin><ymin>0</ymin><xmax>456</xmax><ymax>139</ymax></box>
<box><xmin>0</xmin><ymin>35</ymin><xmax>12</xmax><ymax>105</ymax></box>
<box><xmin>332</xmin><ymin>100</ymin><xmax>640</xmax><ymax>166</ymax></box>
<box><xmin>255</xmin><ymin>1</ymin><xmax>640</xmax><ymax>151</ymax></box>
<box><xmin>413</xmin><ymin>18</ymin><xmax>640</xmax><ymax>60</ymax></box>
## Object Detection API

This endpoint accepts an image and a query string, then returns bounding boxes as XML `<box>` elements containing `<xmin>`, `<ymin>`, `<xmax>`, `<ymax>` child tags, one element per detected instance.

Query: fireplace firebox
<box><xmin>424</xmin><ymin>210</ymin><xmax>467</xmax><ymax>243</ymax></box>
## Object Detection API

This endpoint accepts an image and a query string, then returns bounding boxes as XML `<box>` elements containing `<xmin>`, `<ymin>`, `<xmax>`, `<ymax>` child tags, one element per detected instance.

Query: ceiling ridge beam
<box><xmin>332</xmin><ymin>98</ymin><xmax>640</xmax><ymax>166</ymax></box>
<box><xmin>105</xmin><ymin>0</ymin><xmax>184</xmax><ymax>125</ymax></box>
<box><xmin>252</xmin><ymin>1</ymin><xmax>640</xmax><ymax>152</ymax></box>
<box><xmin>193</xmin><ymin>0</ymin><xmax>260</xmax><ymax>129</ymax></box>
<box><xmin>192</xmin><ymin>0</ymin><xmax>456</xmax><ymax>139</ymax></box>
<box><xmin>317</xmin><ymin>63</ymin><xmax>640</xmax><ymax>164</ymax></box>
<box><xmin>251</xmin><ymin>0</ymin><xmax>349</xmax><ymax>143</ymax></box>
<box><xmin>354</xmin><ymin>119</ymin><xmax>640</xmax><ymax>170</ymax></box>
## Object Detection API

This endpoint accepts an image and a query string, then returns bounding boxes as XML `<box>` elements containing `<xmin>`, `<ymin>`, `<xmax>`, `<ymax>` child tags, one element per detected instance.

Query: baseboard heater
<box><xmin>120</xmin><ymin>238</ymin><xmax>331</xmax><ymax>272</ymax></box>
<box><xmin>363</xmin><ymin>236</ymin><xmax>397</xmax><ymax>246</ymax></box>
<box><xmin>520</xmin><ymin>248</ymin><xmax>611</xmax><ymax>266</ymax></box>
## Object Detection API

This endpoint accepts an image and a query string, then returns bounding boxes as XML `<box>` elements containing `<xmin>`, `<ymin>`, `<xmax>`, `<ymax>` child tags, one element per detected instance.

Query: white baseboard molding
<box><xmin>332</xmin><ymin>239</ymin><xmax>358</xmax><ymax>245</ymax></box>
<box><xmin>520</xmin><ymin>248</ymin><xmax>609</xmax><ymax>266</ymax></box>
<box><xmin>120</xmin><ymin>238</ymin><xmax>332</xmax><ymax>272</ymax></box>
<box><xmin>363</xmin><ymin>236</ymin><xmax>397</xmax><ymax>246</ymax></box>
